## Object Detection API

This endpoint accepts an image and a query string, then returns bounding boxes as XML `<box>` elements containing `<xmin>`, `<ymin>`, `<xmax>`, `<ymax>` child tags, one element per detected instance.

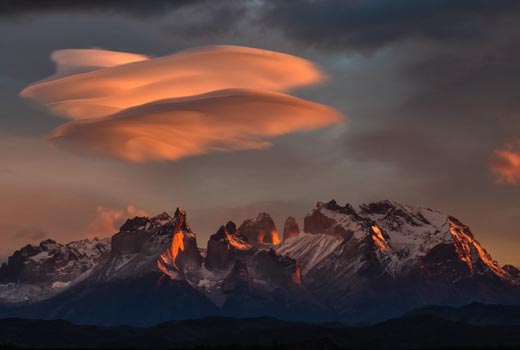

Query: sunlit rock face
<box><xmin>109</xmin><ymin>207</ymin><xmax>203</xmax><ymax>281</ymax></box>
<box><xmin>238</xmin><ymin>212</ymin><xmax>281</xmax><ymax>247</ymax></box>
<box><xmin>157</xmin><ymin>208</ymin><xmax>202</xmax><ymax>280</ymax></box>
<box><xmin>93</xmin><ymin>208</ymin><xmax>202</xmax><ymax>283</ymax></box>
<box><xmin>283</xmin><ymin>216</ymin><xmax>300</xmax><ymax>241</ymax></box>
<box><xmin>205</xmin><ymin>221</ymin><xmax>253</xmax><ymax>271</ymax></box>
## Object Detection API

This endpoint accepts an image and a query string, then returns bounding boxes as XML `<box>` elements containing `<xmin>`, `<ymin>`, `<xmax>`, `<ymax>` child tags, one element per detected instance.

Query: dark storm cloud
<box><xmin>345</xmin><ymin>27</ymin><xmax>520</xmax><ymax>175</ymax></box>
<box><xmin>260</xmin><ymin>0</ymin><xmax>520</xmax><ymax>188</ymax></box>
<box><xmin>0</xmin><ymin>0</ymin><xmax>197</xmax><ymax>18</ymax></box>
<box><xmin>262</xmin><ymin>0</ymin><xmax>520</xmax><ymax>51</ymax></box>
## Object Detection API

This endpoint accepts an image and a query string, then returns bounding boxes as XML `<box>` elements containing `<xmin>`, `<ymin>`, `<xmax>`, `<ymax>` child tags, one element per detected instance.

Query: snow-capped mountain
<box><xmin>95</xmin><ymin>208</ymin><xmax>202</xmax><ymax>283</ymax></box>
<box><xmin>0</xmin><ymin>237</ymin><xmax>109</xmax><ymax>303</ymax></box>
<box><xmin>0</xmin><ymin>199</ymin><xmax>519</xmax><ymax>325</ymax></box>
<box><xmin>275</xmin><ymin>200</ymin><xmax>519</xmax><ymax>321</ymax></box>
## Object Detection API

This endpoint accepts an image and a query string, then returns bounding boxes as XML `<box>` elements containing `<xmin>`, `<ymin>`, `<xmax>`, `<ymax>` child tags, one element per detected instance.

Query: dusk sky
<box><xmin>1</xmin><ymin>0</ymin><xmax>520</xmax><ymax>266</ymax></box>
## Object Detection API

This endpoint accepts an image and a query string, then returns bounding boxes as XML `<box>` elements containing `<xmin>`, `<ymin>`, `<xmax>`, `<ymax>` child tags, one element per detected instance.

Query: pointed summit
<box><xmin>157</xmin><ymin>207</ymin><xmax>202</xmax><ymax>279</ymax></box>
<box><xmin>283</xmin><ymin>216</ymin><xmax>300</xmax><ymax>241</ymax></box>
<box><xmin>205</xmin><ymin>221</ymin><xmax>253</xmax><ymax>270</ymax></box>
<box><xmin>238</xmin><ymin>212</ymin><xmax>281</xmax><ymax>247</ymax></box>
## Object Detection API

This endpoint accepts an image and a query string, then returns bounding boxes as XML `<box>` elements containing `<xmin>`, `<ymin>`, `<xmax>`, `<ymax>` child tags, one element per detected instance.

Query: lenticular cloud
<box><xmin>21</xmin><ymin>45</ymin><xmax>343</xmax><ymax>162</ymax></box>
<box><xmin>49</xmin><ymin>89</ymin><xmax>343</xmax><ymax>162</ymax></box>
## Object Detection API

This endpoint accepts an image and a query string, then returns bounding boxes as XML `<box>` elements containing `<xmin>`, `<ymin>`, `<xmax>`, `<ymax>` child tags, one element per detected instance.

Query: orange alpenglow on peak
<box><xmin>238</xmin><ymin>212</ymin><xmax>281</xmax><ymax>247</ymax></box>
<box><xmin>157</xmin><ymin>207</ymin><xmax>202</xmax><ymax>280</ymax></box>
<box><xmin>371</xmin><ymin>225</ymin><xmax>390</xmax><ymax>252</ymax></box>
<box><xmin>448</xmin><ymin>217</ymin><xmax>508</xmax><ymax>279</ymax></box>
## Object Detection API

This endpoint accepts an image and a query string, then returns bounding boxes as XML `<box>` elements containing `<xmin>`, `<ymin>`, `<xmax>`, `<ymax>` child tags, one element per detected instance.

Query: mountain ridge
<box><xmin>1</xmin><ymin>199</ymin><xmax>519</xmax><ymax>325</ymax></box>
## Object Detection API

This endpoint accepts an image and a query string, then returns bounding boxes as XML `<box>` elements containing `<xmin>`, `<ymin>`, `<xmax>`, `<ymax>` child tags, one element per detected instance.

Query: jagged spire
<box><xmin>283</xmin><ymin>216</ymin><xmax>300</xmax><ymax>241</ymax></box>
<box><xmin>238</xmin><ymin>212</ymin><xmax>281</xmax><ymax>246</ymax></box>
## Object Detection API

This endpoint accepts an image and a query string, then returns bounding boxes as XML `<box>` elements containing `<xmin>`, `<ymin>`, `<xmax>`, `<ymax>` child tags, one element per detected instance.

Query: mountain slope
<box><xmin>275</xmin><ymin>200</ymin><xmax>520</xmax><ymax>322</ymax></box>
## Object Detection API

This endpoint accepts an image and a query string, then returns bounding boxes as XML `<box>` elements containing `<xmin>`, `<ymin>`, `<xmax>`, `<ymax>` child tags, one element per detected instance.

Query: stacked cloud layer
<box><xmin>21</xmin><ymin>45</ymin><xmax>343</xmax><ymax>162</ymax></box>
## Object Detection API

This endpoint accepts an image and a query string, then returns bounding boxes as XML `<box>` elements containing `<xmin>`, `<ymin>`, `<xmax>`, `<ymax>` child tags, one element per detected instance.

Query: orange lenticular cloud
<box><xmin>50</xmin><ymin>49</ymin><xmax>150</xmax><ymax>78</ymax></box>
<box><xmin>21</xmin><ymin>45</ymin><xmax>344</xmax><ymax>162</ymax></box>
<box><xmin>491</xmin><ymin>142</ymin><xmax>520</xmax><ymax>185</ymax></box>
<box><xmin>49</xmin><ymin>89</ymin><xmax>343</xmax><ymax>162</ymax></box>
<box><xmin>20</xmin><ymin>45</ymin><xmax>325</xmax><ymax>120</ymax></box>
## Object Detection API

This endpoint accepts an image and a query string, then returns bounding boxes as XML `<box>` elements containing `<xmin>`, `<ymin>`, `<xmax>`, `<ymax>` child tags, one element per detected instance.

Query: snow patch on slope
<box><xmin>275</xmin><ymin>233</ymin><xmax>343</xmax><ymax>274</ymax></box>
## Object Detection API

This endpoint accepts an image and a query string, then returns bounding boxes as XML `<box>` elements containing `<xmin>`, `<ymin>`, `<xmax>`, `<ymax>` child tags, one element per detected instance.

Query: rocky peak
<box><xmin>283</xmin><ymin>216</ymin><xmax>300</xmax><ymax>241</ymax></box>
<box><xmin>225</xmin><ymin>221</ymin><xmax>237</xmax><ymax>235</ymax></box>
<box><xmin>157</xmin><ymin>208</ymin><xmax>202</xmax><ymax>280</ymax></box>
<box><xmin>360</xmin><ymin>200</ymin><xmax>397</xmax><ymax>215</ymax></box>
<box><xmin>320</xmin><ymin>199</ymin><xmax>357</xmax><ymax>215</ymax></box>
<box><xmin>111</xmin><ymin>221</ymin><xmax>150</xmax><ymax>256</ymax></box>
<box><xmin>119</xmin><ymin>216</ymin><xmax>151</xmax><ymax>233</ymax></box>
<box><xmin>238</xmin><ymin>212</ymin><xmax>281</xmax><ymax>247</ymax></box>
<box><xmin>359</xmin><ymin>200</ymin><xmax>432</xmax><ymax>228</ymax></box>
<box><xmin>304</xmin><ymin>202</ymin><xmax>360</xmax><ymax>237</ymax></box>
<box><xmin>150</xmin><ymin>212</ymin><xmax>172</xmax><ymax>228</ymax></box>
<box><xmin>304</xmin><ymin>208</ymin><xmax>336</xmax><ymax>235</ymax></box>
<box><xmin>173</xmin><ymin>207</ymin><xmax>189</xmax><ymax>232</ymax></box>
<box><xmin>205</xmin><ymin>221</ymin><xmax>253</xmax><ymax>271</ymax></box>
<box><xmin>111</xmin><ymin>210</ymin><xmax>177</xmax><ymax>256</ymax></box>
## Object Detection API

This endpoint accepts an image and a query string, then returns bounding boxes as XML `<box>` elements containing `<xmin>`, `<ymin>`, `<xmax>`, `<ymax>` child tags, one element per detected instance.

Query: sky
<box><xmin>1</xmin><ymin>0</ymin><xmax>520</xmax><ymax>266</ymax></box>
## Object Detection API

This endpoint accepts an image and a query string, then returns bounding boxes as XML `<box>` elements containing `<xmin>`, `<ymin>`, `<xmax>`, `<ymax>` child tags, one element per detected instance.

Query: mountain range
<box><xmin>0</xmin><ymin>199</ymin><xmax>519</xmax><ymax>326</ymax></box>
